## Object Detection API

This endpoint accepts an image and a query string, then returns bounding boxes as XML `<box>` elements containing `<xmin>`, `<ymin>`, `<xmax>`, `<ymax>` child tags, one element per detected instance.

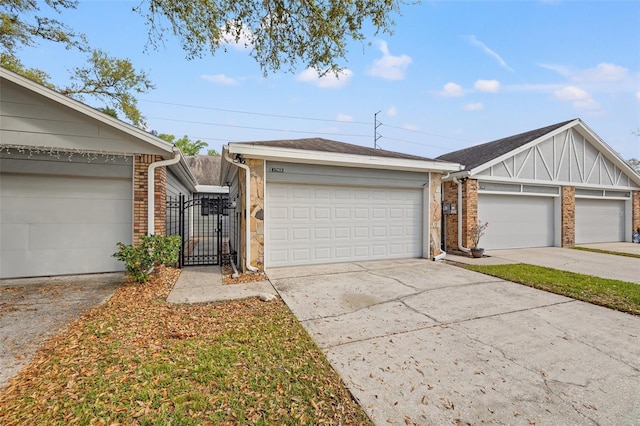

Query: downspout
<box><xmin>453</xmin><ymin>176</ymin><xmax>471</xmax><ymax>253</ymax></box>
<box><xmin>148</xmin><ymin>147</ymin><xmax>181</xmax><ymax>236</ymax></box>
<box><xmin>223</xmin><ymin>150</ymin><xmax>260</xmax><ymax>273</ymax></box>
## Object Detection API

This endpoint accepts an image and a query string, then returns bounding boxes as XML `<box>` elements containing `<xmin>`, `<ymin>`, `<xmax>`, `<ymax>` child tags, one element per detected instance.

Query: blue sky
<box><xmin>16</xmin><ymin>0</ymin><xmax>640</xmax><ymax>161</ymax></box>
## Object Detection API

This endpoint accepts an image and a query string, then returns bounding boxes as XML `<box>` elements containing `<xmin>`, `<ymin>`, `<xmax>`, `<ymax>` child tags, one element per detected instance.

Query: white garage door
<box><xmin>0</xmin><ymin>158</ymin><xmax>132</xmax><ymax>279</ymax></box>
<box><xmin>575</xmin><ymin>198</ymin><xmax>625</xmax><ymax>244</ymax></box>
<box><xmin>266</xmin><ymin>183</ymin><xmax>423</xmax><ymax>267</ymax></box>
<box><xmin>478</xmin><ymin>194</ymin><xmax>555</xmax><ymax>250</ymax></box>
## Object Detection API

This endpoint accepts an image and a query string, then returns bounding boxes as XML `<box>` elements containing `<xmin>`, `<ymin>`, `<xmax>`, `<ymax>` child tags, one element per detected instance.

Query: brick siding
<box><xmin>633</xmin><ymin>190</ymin><xmax>640</xmax><ymax>234</ymax></box>
<box><xmin>133</xmin><ymin>154</ymin><xmax>167</xmax><ymax>245</ymax></box>
<box><xmin>443</xmin><ymin>178</ymin><xmax>478</xmax><ymax>251</ymax></box>
<box><xmin>561</xmin><ymin>186</ymin><xmax>575</xmax><ymax>247</ymax></box>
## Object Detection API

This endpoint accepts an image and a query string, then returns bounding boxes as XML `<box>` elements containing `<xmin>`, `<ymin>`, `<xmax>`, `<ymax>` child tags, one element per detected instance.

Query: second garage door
<box><xmin>575</xmin><ymin>198</ymin><xmax>625</xmax><ymax>244</ymax></box>
<box><xmin>266</xmin><ymin>183</ymin><xmax>423</xmax><ymax>267</ymax></box>
<box><xmin>478</xmin><ymin>194</ymin><xmax>555</xmax><ymax>250</ymax></box>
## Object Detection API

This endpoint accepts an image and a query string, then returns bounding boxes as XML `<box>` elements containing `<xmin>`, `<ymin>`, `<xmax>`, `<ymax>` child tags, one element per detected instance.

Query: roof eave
<box><xmin>0</xmin><ymin>67</ymin><xmax>175</xmax><ymax>155</ymax></box>
<box><xmin>227</xmin><ymin>143</ymin><xmax>462</xmax><ymax>173</ymax></box>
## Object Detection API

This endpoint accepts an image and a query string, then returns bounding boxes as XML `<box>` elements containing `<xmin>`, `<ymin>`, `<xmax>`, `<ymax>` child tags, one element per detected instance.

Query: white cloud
<box><xmin>403</xmin><ymin>124</ymin><xmax>420</xmax><ymax>131</ymax></box>
<box><xmin>296</xmin><ymin>67</ymin><xmax>353</xmax><ymax>89</ymax></box>
<box><xmin>367</xmin><ymin>41</ymin><xmax>412</xmax><ymax>81</ymax></box>
<box><xmin>221</xmin><ymin>21</ymin><xmax>253</xmax><ymax>50</ymax></box>
<box><xmin>387</xmin><ymin>106</ymin><xmax>398</xmax><ymax>117</ymax></box>
<box><xmin>554</xmin><ymin>86</ymin><xmax>590</xmax><ymax>101</ymax></box>
<box><xmin>440</xmin><ymin>82</ymin><xmax>465</xmax><ymax>97</ymax></box>
<box><xmin>576</xmin><ymin>63</ymin><xmax>628</xmax><ymax>83</ymax></box>
<box><xmin>554</xmin><ymin>86</ymin><xmax>600</xmax><ymax>110</ymax></box>
<box><xmin>474</xmin><ymin>79</ymin><xmax>500</xmax><ymax>93</ymax></box>
<box><xmin>468</xmin><ymin>35</ymin><xmax>513</xmax><ymax>71</ymax></box>
<box><xmin>336</xmin><ymin>113</ymin><xmax>353</xmax><ymax>122</ymax></box>
<box><xmin>464</xmin><ymin>102</ymin><xmax>484</xmax><ymax>111</ymax></box>
<box><xmin>201</xmin><ymin>74</ymin><xmax>238</xmax><ymax>86</ymax></box>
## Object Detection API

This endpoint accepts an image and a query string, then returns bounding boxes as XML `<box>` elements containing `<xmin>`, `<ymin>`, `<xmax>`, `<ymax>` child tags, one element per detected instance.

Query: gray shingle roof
<box><xmin>231</xmin><ymin>138</ymin><xmax>444</xmax><ymax>162</ymax></box>
<box><xmin>437</xmin><ymin>119</ymin><xmax>577</xmax><ymax>171</ymax></box>
<box><xmin>185</xmin><ymin>155</ymin><xmax>222</xmax><ymax>186</ymax></box>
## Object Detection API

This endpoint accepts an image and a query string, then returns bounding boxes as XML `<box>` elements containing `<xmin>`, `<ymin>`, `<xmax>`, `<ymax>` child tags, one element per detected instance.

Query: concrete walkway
<box><xmin>166</xmin><ymin>266</ymin><xmax>276</xmax><ymax>304</ymax></box>
<box><xmin>448</xmin><ymin>244</ymin><xmax>640</xmax><ymax>284</ymax></box>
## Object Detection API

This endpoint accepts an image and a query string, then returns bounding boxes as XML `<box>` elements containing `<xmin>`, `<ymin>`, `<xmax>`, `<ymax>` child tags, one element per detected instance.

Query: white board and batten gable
<box><xmin>473</xmin><ymin>119</ymin><xmax>640</xmax><ymax>191</ymax></box>
<box><xmin>438</xmin><ymin>119</ymin><xmax>640</xmax><ymax>249</ymax></box>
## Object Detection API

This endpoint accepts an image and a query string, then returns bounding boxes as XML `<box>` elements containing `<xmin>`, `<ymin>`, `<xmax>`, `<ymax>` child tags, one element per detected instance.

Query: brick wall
<box><xmin>443</xmin><ymin>178</ymin><xmax>478</xmax><ymax>251</ymax></box>
<box><xmin>133</xmin><ymin>154</ymin><xmax>167</xmax><ymax>245</ymax></box>
<box><xmin>561</xmin><ymin>186</ymin><xmax>575</xmax><ymax>247</ymax></box>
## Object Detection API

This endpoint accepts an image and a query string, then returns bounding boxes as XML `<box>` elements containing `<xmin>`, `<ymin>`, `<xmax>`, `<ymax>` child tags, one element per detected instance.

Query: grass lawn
<box><xmin>573</xmin><ymin>246</ymin><xmax>640</xmax><ymax>259</ymax></box>
<box><xmin>464</xmin><ymin>263</ymin><xmax>640</xmax><ymax>316</ymax></box>
<box><xmin>0</xmin><ymin>267</ymin><xmax>372</xmax><ymax>425</ymax></box>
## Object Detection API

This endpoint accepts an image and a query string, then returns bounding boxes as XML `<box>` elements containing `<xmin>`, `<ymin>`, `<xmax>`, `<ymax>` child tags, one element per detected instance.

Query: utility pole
<box><xmin>374</xmin><ymin>111</ymin><xmax>382</xmax><ymax>149</ymax></box>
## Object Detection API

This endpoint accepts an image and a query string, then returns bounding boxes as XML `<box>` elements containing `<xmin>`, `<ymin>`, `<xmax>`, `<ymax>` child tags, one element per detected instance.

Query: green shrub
<box><xmin>113</xmin><ymin>235</ymin><xmax>182</xmax><ymax>283</ymax></box>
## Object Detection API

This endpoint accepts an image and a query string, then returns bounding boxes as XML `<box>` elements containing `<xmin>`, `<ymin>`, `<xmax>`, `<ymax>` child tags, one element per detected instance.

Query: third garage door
<box><xmin>478</xmin><ymin>194</ymin><xmax>555</xmax><ymax>250</ymax></box>
<box><xmin>266</xmin><ymin>183</ymin><xmax>422</xmax><ymax>267</ymax></box>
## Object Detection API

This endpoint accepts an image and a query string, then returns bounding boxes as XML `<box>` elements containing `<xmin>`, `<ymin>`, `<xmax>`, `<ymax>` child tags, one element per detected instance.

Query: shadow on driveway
<box><xmin>0</xmin><ymin>273</ymin><xmax>123</xmax><ymax>389</ymax></box>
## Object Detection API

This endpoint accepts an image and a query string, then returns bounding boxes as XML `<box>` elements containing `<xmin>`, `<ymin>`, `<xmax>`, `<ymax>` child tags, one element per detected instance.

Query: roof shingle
<box><xmin>230</xmin><ymin>138</ymin><xmax>444</xmax><ymax>162</ymax></box>
<box><xmin>437</xmin><ymin>119</ymin><xmax>577</xmax><ymax>171</ymax></box>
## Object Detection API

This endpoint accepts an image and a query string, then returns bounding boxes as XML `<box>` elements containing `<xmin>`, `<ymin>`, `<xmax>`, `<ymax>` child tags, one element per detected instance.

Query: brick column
<box><xmin>461</xmin><ymin>179</ymin><xmax>479</xmax><ymax>249</ymax></box>
<box><xmin>443</xmin><ymin>181</ymin><xmax>458</xmax><ymax>251</ymax></box>
<box><xmin>443</xmin><ymin>179</ymin><xmax>478</xmax><ymax>251</ymax></box>
<box><xmin>561</xmin><ymin>186</ymin><xmax>575</xmax><ymax>247</ymax></box>
<box><xmin>133</xmin><ymin>154</ymin><xmax>165</xmax><ymax>245</ymax></box>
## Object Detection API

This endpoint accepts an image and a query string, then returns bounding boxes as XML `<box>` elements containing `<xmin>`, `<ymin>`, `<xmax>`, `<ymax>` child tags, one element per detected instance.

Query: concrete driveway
<box><xmin>481</xmin><ymin>245</ymin><xmax>640</xmax><ymax>284</ymax></box>
<box><xmin>0</xmin><ymin>273</ymin><xmax>122</xmax><ymax>389</ymax></box>
<box><xmin>269</xmin><ymin>259</ymin><xmax>640</xmax><ymax>425</ymax></box>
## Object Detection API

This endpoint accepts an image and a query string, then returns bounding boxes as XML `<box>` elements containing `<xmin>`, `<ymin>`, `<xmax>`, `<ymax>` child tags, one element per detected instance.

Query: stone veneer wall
<box><xmin>236</xmin><ymin>159</ymin><xmax>265</xmax><ymax>272</ymax></box>
<box><xmin>633</xmin><ymin>190</ymin><xmax>640</xmax><ymax>234</ymax></box>
<box><xmin>429</xmin><ymin>173</ymin><xmax>443</xmax><ymax>257</ymax></box>
<box><xmin>133</xmin><ymin>154</ymin><xmax>167</xmax><ymax>245</ymax></box>
<box><xmin>561</xmin><ymin>186</ymin><xmax>575</xmax><ymax>247</ymax></box>
<box><xmin>247</xmin><ymin>159</ymin><xmax>265</xmax><ymax>270</ymax></box>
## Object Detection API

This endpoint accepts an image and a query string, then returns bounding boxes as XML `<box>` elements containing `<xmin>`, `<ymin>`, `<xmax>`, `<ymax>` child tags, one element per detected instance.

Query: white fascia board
<box><xmin>227</xmin><ymin>144</ymin><xmax>462</xmax><ymax>173</ymax></box>
<box><xmin>469</xmin><ymin>119</ymin><xmax>580</xmax><ymax>176</ymax></box>
<box><xmin>168</xmin><ymin>156</ymin><xmax>198</xmax><ymax>192</ymax></box>
<box><xmin>476</xmin><ymin>175</ymin><xmax>640</xmax><ymax>190</ymax></box>
<box><xmin>1</xmin><ymin>67</ymin><xmax>174</xmax><ymax>156</ymax></box>
<box><xmin>195</xmin><ymin>185</ymin><xmax>229</xmax><ymax>194</ymax></box>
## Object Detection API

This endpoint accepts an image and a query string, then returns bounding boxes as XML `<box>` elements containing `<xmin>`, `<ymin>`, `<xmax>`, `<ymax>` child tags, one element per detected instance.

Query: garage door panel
<box><xmin>1</xmin><ymin>161</ymin><xmax>132</xmax><ymax>278</ymax></box>
<box><xmin>576</xmin><ymin>199</ymin><xmax>625</xmax><ymax>244</ymax></box>
<box><xmin>266</xmin><ymin>183</ymin><xmax>422</xmax><ymax>267</ymax></box>
<box><xmin>478</xmin><ymin>194</ymin><xmax>555</xmax><ymax>250</ymax></box>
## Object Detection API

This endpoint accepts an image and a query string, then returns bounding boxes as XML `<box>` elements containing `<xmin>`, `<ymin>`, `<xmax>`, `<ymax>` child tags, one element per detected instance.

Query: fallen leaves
<box><xmin>0</xmin><ymin>267</ymin><xmax>371</xmax><ymax>425</ymax></box>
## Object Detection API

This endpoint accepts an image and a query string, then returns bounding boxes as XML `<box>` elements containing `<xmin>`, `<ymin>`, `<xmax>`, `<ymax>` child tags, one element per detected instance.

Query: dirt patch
<box><xmin>221</xmin><ymin>264</ymin><xmax>270</xmax><ymax>285</ymax></box>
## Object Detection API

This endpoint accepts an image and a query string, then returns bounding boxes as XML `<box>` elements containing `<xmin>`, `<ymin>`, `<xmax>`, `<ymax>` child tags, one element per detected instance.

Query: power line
<box><xmin>380</xmin><ymin>123</ymin><xmax>472</xmax><ymax>143</ymax></box>
<box><xmin>141</xmin><ymin>99</ymin><xmax>371</xmax><ymax>125</ymax></box>
<box><xmin>147</xmin><ymin>116</ymin><xmax>371</xmax><ymax>138</ymax></box>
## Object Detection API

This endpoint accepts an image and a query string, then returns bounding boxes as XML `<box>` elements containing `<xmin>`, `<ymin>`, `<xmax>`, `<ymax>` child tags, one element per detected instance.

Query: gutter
<box><xmin>223</xmin><ymin>149</ymin><xmax>260</xmax><ymax>273</ymax></box>
<box><xmin>148</xmin><ymin>147</ymin><xmax>181</xmax><ymax>235</ymax></box>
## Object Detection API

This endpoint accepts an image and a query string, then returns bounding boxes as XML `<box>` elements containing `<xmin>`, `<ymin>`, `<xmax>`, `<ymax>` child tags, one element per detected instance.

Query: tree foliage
<box><xmin>134</xmin><ymin>0</ymin><xmax>407</xmax><ymax>75</ymax></box>
<box><xmin>627</xmin><ymin>158</ymin><xmax>640</xmax><ymax>173</ymax></box>
<box><xmin>158</xmin><ymin>133</ymin><xmax>208</xmax><ymax>156</ymax></box>
<box><xmin>1</xmin><ymin>0</ymin><xmax>153</xmax><ymax>126</ymax></box>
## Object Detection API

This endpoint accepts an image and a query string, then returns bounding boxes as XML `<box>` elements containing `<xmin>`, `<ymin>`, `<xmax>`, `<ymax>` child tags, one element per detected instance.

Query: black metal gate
<box><xmin>166</xmin><ymin>194</ymin><xmax>229</xmax><ymax>267</ymax></box>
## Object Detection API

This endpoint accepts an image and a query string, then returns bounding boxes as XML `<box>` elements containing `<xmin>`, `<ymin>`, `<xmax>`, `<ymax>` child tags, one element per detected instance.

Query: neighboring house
<box><xmin>0</xmin><ymin>67</ymin><xmax>197</xmax><ymax>279</ymax></box>
<box><xmin>220</xmin><ymin>138</ymin><xmax>461</xmax><ymax>272</ymax></box>
<box><xmin>438</xmin><ymin>119</ymin><xmax>640</xmax><ymax>251</ymax></box>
